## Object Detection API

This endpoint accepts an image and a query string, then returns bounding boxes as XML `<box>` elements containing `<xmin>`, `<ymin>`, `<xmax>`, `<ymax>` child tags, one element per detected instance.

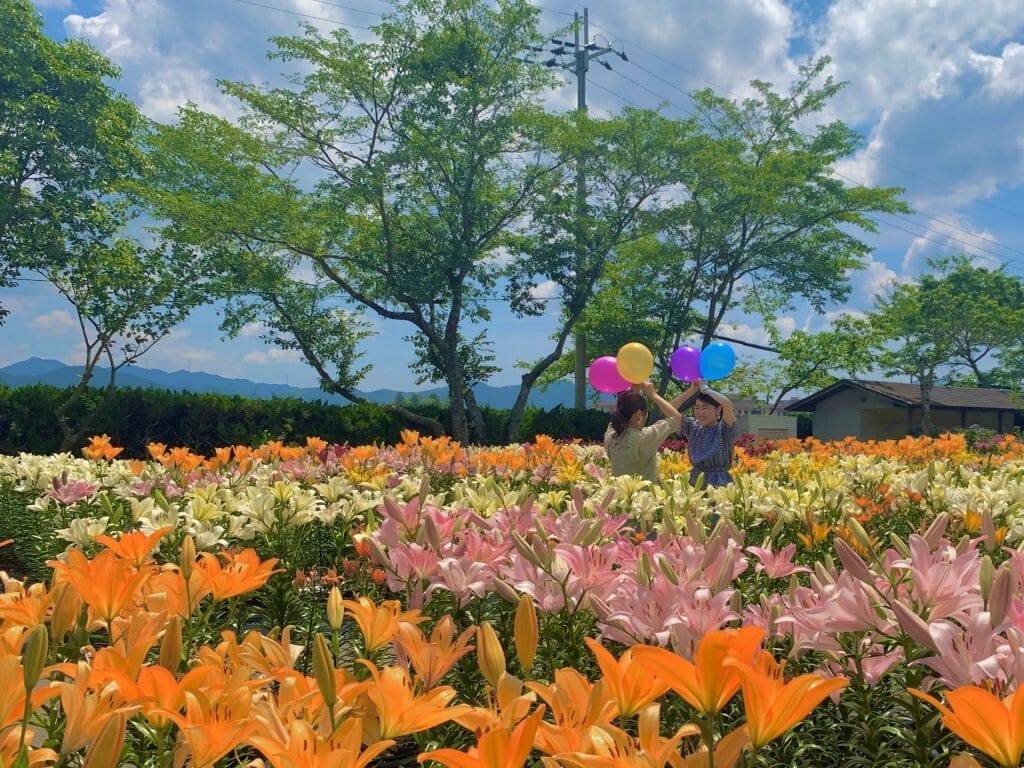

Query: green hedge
<box><xmin>0</xmin><ymin>383</ymin><xmax>611</xmax><ymax>456</ymax></box>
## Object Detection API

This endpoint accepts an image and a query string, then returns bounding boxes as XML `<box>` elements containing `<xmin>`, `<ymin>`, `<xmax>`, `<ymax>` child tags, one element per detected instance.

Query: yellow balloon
<box><xmin>616</xmin><ymin>342</ymin><xmax>654</xmax><ymax>384</ymax></box>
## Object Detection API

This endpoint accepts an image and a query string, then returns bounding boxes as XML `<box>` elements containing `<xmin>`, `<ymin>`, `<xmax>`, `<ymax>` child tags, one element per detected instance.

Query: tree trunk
<box><xmin>919</xmin><ymin>374</ymin><xmax>934</xmax><ymax>435</ymax></box>
<box><xmin>464</xmin><ymin>387</ymin><xmax>487</xmax><ymax>444</ymax></box>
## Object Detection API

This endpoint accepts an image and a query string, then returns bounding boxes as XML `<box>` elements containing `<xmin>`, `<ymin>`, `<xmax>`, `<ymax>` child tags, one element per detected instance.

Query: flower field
<box><xmin>1</xmin><ymin>430</ymin><xmax>1023</xmax><ymax>767</ymax></box>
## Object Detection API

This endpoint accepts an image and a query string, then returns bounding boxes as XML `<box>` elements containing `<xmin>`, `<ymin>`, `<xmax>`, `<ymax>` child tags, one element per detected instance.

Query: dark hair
<box><xmin>694</xmin><ymin>392</ymin><xmax>723</xmax><ymax>420</ymax></box>
<box><xmin>610</xmin><ymin>391</ymin><xmax>648</xmax><ymax>436</ymax></box>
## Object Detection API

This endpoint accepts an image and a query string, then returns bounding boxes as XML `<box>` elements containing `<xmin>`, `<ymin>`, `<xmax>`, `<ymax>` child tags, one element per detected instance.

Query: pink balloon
<box><xmin>670</xmin><ymin>346</ymin><xmax>702</xmax><ymax>382</ymax></box>
<box><xmin>588</xmin><ymin>356</ymin><xmax>631</xmax><ymax>394</ymax></box>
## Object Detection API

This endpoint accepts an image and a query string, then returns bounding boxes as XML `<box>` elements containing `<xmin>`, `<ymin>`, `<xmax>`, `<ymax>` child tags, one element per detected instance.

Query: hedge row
<box><xmin>0</xmin><ymin>383</ymin><xmax>613</xmax><ymax>456</ymax></box>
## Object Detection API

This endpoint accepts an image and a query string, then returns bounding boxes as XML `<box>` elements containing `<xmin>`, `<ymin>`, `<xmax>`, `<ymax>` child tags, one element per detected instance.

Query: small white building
<box><xmin>786</xmin><ymin>379</ymin><xmax>1024</xmax><ymax>440</ymax></box>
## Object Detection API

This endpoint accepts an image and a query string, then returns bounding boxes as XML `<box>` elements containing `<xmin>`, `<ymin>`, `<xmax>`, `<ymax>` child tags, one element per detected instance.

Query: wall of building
<box><xmin>738</xmin><ymin>414</ymin><xmax>798</xmax><ymax>439</ymax></box>
<box><xmin>811</xmin><ymin>388</ymin><xmax>866</xmax><ymax>441</ymax></box>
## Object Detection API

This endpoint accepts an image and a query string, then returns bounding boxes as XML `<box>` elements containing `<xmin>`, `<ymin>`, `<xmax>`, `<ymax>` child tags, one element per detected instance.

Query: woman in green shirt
<box><xmin>603</xmin><ymin>381</ymin><xmax>682</xmax><ymax>483</ymax></box>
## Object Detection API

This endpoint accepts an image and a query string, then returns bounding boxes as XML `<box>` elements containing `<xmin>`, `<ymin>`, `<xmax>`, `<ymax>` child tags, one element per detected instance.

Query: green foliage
<box><xmin>871</xmin><ymin>255</ymin><xmax>1024</xmax><ymax>433</ymax></box>
<box><xmin>0</xmin><ymin>383</ymin><xmax>614</xmax><ymax>456</ymax></box>
<box><xmin>0</xmin><ymin>0</ymin><xmax>145</xmax><ymax>314</ymax></box>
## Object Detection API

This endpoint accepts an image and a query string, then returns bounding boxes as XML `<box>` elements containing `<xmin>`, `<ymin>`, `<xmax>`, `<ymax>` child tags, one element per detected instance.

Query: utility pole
<box><xmin>540</xmin><ymin>9</ymin><xmax>626</xmax><ymax>408</ymax></box>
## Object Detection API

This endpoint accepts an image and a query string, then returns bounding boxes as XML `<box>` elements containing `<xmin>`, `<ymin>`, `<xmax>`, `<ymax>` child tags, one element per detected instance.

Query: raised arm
<box><xmin>701</xmin><ymin>384</ymin><xmax>735</xmax><ymax>427</ymax></box>
<box><xmin>642</xmin><ymin>381</ymin><xmax>681</xmax><ymax>428</ymax></box>
<box><xmin>670</xmin><ymin>380</ymin><xmax>701</xmax><ymax>410</ymax></box>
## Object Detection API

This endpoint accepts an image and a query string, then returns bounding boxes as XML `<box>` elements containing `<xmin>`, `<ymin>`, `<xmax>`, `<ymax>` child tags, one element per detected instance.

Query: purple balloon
<box><xmin>589</xmin><ymin>356</ymin><xmax>631</xmax><ymax>394</ymax></box>
<box><xmin>670</xmin><ymin>346</ymin><xmax>702</xmax><ymax>382</ymax></box>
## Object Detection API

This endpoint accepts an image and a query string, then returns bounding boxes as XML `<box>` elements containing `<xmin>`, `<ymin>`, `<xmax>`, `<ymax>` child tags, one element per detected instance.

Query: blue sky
<box><xmin>6</xmin><ymin>0</ymin><xmax>1024</xmax><ymax>392</ymax></box>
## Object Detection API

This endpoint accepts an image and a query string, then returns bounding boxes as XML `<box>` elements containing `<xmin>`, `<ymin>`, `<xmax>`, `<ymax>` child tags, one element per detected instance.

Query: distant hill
<box><xmin>0</xmin><ymin>358</ymin><xmax>578</xmax><ymax>409</ymax></box>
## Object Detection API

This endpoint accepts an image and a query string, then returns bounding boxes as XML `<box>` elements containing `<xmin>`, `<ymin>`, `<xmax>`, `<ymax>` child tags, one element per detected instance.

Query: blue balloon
<box><xmin>699</xmin><ymin>342</ymin><xmax>736</xmax><ymax>380</ymax></box>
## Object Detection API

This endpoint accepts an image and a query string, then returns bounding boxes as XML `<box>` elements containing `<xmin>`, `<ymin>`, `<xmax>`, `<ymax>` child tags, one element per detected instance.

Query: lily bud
<box><xmin>923</xmin><ymin>513</ymin><xmax>948</xmax><ymax>548</ymax></box>
<box><xmin>50</xmin><ymin>580</ymin><xmax>81</xmax><ymax>644</ymax></box>
<box><xmin>892</xmin><ymin>601</ymin><xmax>937</xmax><ymax>652</ymax></box>
<box><xmin>980</xmin><ymin>555</ymin><xmax>994</xmax><ymax>607</ymax></box>
<box><xmin>22</xmin><ymin>624</ymin><xmax>47</xmax><ymax>692</ymax></box>
<box><xmin>327</xmin><ymin>587</ymin><xmax>345</xmax><ymax>631</ymax></box>
<box><xmin>82</xmin><ymin>711</ymin><xmax>127</xmax><ymax>768</ymax></box>
<box><xmin>514</xmin><ymin>594</ymin><xmax>538</xmax><ymax>674</ymax></box>
<box><xmin>845</xmin><ymin>518</ymin><xmax>873</xmax><ymax>553</ymax></box>
<box><xmin>477</xmin><ymin>621</ymin><xmax>506</xmax><ymax>688</ymax></box>
<box><xmin>159</xmin><ymin>615</ymin><xmax>182</xmax><ymax>672</ymax></box>
<box><xmin>491</xmin><ymin>578</ymin><xmax>520</xmax><ymax>604</ymax></box>
<box><xmin>657</xmin><ymin>555</ymin><xmax>680</xmax><ymax>586</ymax></box>
<box><xmin>989</xmin><ymin>566</ymin><xmax>1014</xmax><ymax>628</ymax></box>
<box><xmin>636</xmin><ymin>552</ymin><xmax>652</xmax><ymax>586</ymax></box>
<box><xmin>982</xmin><ymin>511</ymin><xmax>1000</xmax><ymax>551</ymax></box>
<box><xmin>888</xmin><ymin>532</ymin><xmax>910</xmax><ymax>559</ymax></box>
<box><xmin>833</xmin><ymin>538</ymin><xmax>873</xmax><ymax>585</ymax></box>
<box><xmin>312</xmin><ymin>633</ymin><xmax>337</xmax><ymax>705</ymax></box>
<box><xmin>179</xmin><ymin>535</ymin><xmax>196</xmax><ymax>579</ymax></box>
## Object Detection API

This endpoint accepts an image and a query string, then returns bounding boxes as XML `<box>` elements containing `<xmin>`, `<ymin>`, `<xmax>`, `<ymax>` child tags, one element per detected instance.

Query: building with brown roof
<box><xmin>785</xmin><ymin>379</ymin><xmax>1024</xmax><ymax>440</ymax></box>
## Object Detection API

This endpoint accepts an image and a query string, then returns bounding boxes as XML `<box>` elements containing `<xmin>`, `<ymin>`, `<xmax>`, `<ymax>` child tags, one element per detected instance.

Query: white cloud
<box><xmin>900</xmin><ymin>216</ymin><xmax>1006</xmax><ymax>273</ymax></box>
<box><xmin>239</xmin><ymin>321</ymin><xmax>268</xmax><ymax>338</ymax></box>
<box><xmin>970</xmin><ymin>42</ymin><xmax>1024</xmax><ymax>99</ymax></box>
<box><xmin>242</xmin><ymin>348</ymin><xmax>302</xmax><ymax>364</ymax></box>
<box><xmin>719</xmin><ymin>322</ymin><xmax>770</xmax><ymax>346</ymax></box>
<box><xmin>858</xmin><ymin>256</ymin><xmax>902</xmax><ymax>298</ymax></box>
<box><xmin>529</xmin><ymin>280</ymin><xmax>559</xmax><ymax>300</ymax></box>
<box><xmin>774</xmin><ymin>316</ymin><xmax>795</xmax><ymax>335</ymax></box>
<box><xmin>28</xmin><ymin>309</ymin><xmax>76</xmax><ymax>334</ymax></box>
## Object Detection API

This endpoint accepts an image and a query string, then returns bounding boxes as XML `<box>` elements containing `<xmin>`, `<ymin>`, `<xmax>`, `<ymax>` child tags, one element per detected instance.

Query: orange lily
<box><xmin>341</xmin><ymin>596</ymin><xmax>426</xmax><ymax>653</ymax></box>
<box><xmin>82</xmin><ymin>434</ymin><xmax>123</xmax><ymax>461</ymax></box>
<box><xmin>726</xmin><ymin>651</ymin><xmax>848</xmax><ymax>750</ymax></box>
<box><xmin>0</xmin><ymin>583</ymin><xmax>52</xmax><ymax>630</ymax></box>
<box><xmin>94</xmin><ymin>526</ymin><xmax>173</xmax><ymax>567</ymax></box>
<box><xmin>48</xmin><ymin>549</ymin><xmax>153</xmax><ymax>625</ymax></box>
<box><xmin>0</xmin><ymin>655</ymin><xmax>59</xmax><ymax>731</ymax></box>
<box><xmin>194</xmin><ymin>548</ymin><xmax>281</xmax><ymax>601</ymax></box>
<box><xmin>144</xmin><ymin>564</ymin><xmax>211</xmax><ymax>618</ymax></box>
<box><xmin>418</xmin><ymin>706</ymin><xmax>545</xmax><ymax>768</ymax></box>
<box><xmin>0</xmin><ymin>727</ymin><xmax>57</xmax><ymax>767</ymax></box>
<box><xmin>249</xmin><ymin>715</ymin><xmax>394</xmax><ymax>768</ymax></box>
<box><xmin>361</xmin><ymin>663</ymin><xmax>471</xmax><ymax>741</ymax></box>
<box><xmin>585</xmin><ymin>638</ymin><xmax>669</xmax><ymax>719</ymax></box>
<box><xmin>394</xmin><ymin>616</ymin><xmax>476</xmax><ymax>690</ymax></box>
<box><xmin>155</xmin><ymin>687</ymin><xmax>260</xmax><ymax>768</ymax></box>
<box><xmin>453</xmin><ymin>672</ymin><xmax>537</xmax><ymax>733</ymax></box>
<box><xmin>632</xmin><ymin>627</ymin><xmax>764</xmax><ymax>716</ymax></box>
<box><xmin>909</xmin><ymin>684</ymin><xmax>1024</xmax><ymax>768</ymax></box>
<box><xmin>103</xmin><ymin>663</ymin><xmax>210</xmax><ymax>728</ymax></box>
<box><xmin>527</xmin><ymin>668</ymin><xmax>617</xmax><ymax>755</ymax></box>
<box><xmin>58</xmin><ymin>664</ymin><xmax>139</xmax><ymax>754</ymax></box>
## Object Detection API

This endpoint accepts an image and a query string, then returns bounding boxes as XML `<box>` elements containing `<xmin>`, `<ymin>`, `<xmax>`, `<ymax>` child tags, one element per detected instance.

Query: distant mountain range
<box><xmin>0</xmin><ymin>358</ymin><xmax>578</xmax><ymax>409</ymax></box>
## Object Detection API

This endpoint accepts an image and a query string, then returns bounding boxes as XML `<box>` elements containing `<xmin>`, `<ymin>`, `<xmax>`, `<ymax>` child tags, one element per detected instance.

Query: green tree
<box><xmin>760</xmin><ymin>315</ymin><xmax>875</xmax><ymax>413</ymax></box>
<box><xmin>1</xmin><ymin>0</ymin><xmax>210</xmax><ymax>449</ymax></box>
<box><xmin>871</xmin><ymin>279</ymin><xmax>952</xmax><ymax>435</ymax></box>
<box><xmin>142</xmin><ymin>0</ymin><xmax>558</xmax><ymax>443</ymax></box>
<box><xmin>503</xmin><ymin>108</ymin><xmax>691</xmax><ymax>439</ymax></box>
<box><xmin>38</xmin><ymin>236</ymin><xmax>209</xmax><ymax>450</ymax></box>
<box><xmin>563</xmin><ymin>58</ymin><xmax>909</xmax><ymax>395</ymax></box>
<box><xmin>0</xmin><ymin>0</ymin><xmax>142</xmax><ymax>319</ymax></box>
<box><xmin>872</xmin><ymin>256</ymin><xmax>1024</xmax><ymax>433</ymax></box>
<box><xmin>923</xmin><ymin>255</ymin><xmax>1024</xmax><ymax>388</ymax></box>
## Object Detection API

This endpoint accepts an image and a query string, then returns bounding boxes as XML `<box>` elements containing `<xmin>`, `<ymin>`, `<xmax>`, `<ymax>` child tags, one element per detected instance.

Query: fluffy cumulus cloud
<box><xmin>242</xmin><ymin>348</ymin><xmax>303</xmax><ymax>365</ymax></box>
<box><xmin>60</xmin><ymin>0</ymin><xmax>370</xmax><ymax>121</ymax></box>
<box><xmin>814</xmin><ymin>0</ymin><xmax>1024</xmax><ymax>212</ymax></box>
<box><xmin>28</xmin><ymin>309</ymin><xmax>76</xmax><ymax>334</ymax></box>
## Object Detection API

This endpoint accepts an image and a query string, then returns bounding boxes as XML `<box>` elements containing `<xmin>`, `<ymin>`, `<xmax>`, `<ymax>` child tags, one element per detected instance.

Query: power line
<box><xmin>230</xmin><ymin>0</ymin><xmax>375</xmax><ymax>30</ymax></box>
<box><xmin>301</xmin><ymin>0</ymin><xmax>384</xmax><ymax>17</ymax></box>
<box><xmin>588</xmin><ymin>18</ymin><xmax>1024</xmax><ymax>233</ymax></box>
